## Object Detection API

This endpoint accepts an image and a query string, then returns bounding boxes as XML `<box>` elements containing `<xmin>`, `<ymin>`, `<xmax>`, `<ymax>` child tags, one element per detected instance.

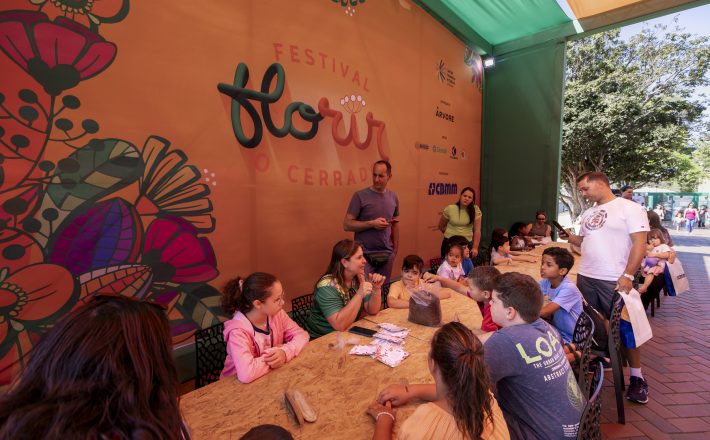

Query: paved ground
<box><xmin>601</xmin><ymin>227</ymin><xmax>710</xmax><ymax>440</ymax></box>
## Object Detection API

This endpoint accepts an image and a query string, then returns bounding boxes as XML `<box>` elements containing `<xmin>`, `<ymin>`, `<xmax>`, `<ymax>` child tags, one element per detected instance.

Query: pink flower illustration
<box><xmin>0</xmin><ymin>10</ymin><xmax>117</xmax><ymax>95</ymax></box>
<box><xmin>142</xmin><ymin>217</ymin><xmax>218</xmax><ymax>284</ymax></box>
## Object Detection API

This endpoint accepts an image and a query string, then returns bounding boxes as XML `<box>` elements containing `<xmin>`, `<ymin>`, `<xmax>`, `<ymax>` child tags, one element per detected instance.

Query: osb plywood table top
<box><xmin>181</xmin><ymin>294</ymin><xmax>482</xmax><ymax>439</ymax></box>
<box><xmin>497</xmin><ymin>242</ymin><xmax>579</xmax><ymax>282</ymax></box>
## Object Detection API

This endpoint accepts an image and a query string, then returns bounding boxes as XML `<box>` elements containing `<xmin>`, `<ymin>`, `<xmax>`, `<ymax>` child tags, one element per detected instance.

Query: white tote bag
<box><xmin>619</xmin><ymin>289</ymin><xmax>653</xmax><ymax>347</ymax></box>
<box><xmin>666</xmin><ymin>258</ymin><xmax>690</xmax><ymax>296</ymax></box>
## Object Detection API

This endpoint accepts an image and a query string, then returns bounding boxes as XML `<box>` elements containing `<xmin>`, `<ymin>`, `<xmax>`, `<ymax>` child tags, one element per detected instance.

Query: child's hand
<box><xmin>264</xmin><ymin>348</ymin><xmax>287</xmax><ymax>369</ymax></box>
<box><xmin>369</xmin><ymin>273</ymin><xmax>385</xmax><ymax>290</ymax></box>
<box><xmin>422</xmin><ymin>273</ymin><xmax>439</xmax><ymax>283</ymax></box>
<box><xmin>377</xmin><ymin>384</ymin><xmax>411</xmax><ymax>407</ymax></box>
<box><xmin>367</xmin><ymin>401</ymin><xmax>396</xmax><ymax>423</ymax></box>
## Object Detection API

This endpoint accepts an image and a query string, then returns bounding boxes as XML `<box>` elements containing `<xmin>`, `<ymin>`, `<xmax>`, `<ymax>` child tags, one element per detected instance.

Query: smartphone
<box><xmin>348</xmin><ymin>326</ymin><xmax>377</xmax><ymax>337</ymax></box>
<box><xmin>551</xmin><ymin>220</ymin><xmax>568</xmax><ymax>235</ymax></box>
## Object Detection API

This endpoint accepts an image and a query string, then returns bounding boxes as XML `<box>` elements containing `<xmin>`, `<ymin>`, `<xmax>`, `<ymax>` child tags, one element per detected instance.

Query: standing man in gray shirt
<box><xmin>344</xmin><ymin>160</ymin><xmax>399</xmax><ymax>283</ymax></box>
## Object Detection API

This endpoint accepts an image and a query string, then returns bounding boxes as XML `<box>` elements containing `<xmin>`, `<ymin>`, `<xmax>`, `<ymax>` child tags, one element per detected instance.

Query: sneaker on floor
<box><xmin>626</xmin><ymin>376</ymin><xmax>649</xmax><ymax>404</ymax></box>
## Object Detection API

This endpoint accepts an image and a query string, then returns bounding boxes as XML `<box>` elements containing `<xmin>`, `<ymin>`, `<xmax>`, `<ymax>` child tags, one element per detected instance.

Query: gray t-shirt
<box><xmin>346</xmin><ymin>187</ymin><xmax>399</xmax><ymax>253</ymax></box>
<box><xmin>484</xmin><ymin>319</ymin><xmax>584</xmax><ymax>440</ymax></box>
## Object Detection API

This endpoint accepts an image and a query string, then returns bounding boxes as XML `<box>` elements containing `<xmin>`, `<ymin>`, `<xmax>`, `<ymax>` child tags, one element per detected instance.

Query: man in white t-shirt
<box><xmin>560</xmin><ymin>171</ymin><xmax>650</xmax><ymax>405</ymax></box>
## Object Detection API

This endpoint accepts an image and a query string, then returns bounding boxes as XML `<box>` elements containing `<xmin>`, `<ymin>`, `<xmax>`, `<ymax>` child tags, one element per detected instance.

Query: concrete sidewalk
<box><xmin>602</xmin><ymin>228</ymin><xmax>710</xmax><ymax>439</ymax></box>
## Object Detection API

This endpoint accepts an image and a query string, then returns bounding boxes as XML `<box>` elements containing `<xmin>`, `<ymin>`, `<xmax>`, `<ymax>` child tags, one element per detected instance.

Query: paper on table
<box><xmin>373</xmin><ymin>345</ymin><xmax>409</xmax><ymax>368</ymax></box>
<box><xmin>349</xmin><ymin>345</ymin><xmax>377</xmax><ymax>356</ymax></box>
<box><xmin>378</xmin><ymin>322</ymin><xmax>406</xmax><ymax>333</ymax></box>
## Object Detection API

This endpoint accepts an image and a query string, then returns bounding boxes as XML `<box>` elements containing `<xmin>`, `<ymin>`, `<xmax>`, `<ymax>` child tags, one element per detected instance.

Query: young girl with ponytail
<box><xmin>368</xmin><ymin>322</ymin><xmax>509</xmax><ymax>440</ymax></box>
<box><xmin>220</xmin><ymin>272</ymin><xmax>309</xmax><ymax>384</ymax></box>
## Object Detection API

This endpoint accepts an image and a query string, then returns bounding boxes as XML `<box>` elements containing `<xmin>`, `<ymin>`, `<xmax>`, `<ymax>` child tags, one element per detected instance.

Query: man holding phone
<box><xmin>559</xmin><ymin>171</ymin><xmax>650</xmax><ymax>404</ymax></box>
<box><xmin>344</xmin><ymin>160</ymin><xmax>400</xmax><ymax>283</ymax></box>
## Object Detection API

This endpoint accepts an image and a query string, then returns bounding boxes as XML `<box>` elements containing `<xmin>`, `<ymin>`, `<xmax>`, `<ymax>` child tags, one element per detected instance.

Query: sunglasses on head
<box><xmin>90</xmin><ymin>293</ymin><xmax>168</xmax><ymax>311</ymax></box>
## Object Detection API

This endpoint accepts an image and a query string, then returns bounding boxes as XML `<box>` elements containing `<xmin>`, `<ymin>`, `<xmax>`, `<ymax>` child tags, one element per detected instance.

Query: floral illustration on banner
<box><xmin>332</xmin><ymin>0</ymin><xmax>366</xmax><ymax>17</ymax></box>
<box><xmin>464</xmin><ymin>46</ymin><xmax>483</xmax><ymax>92</ymax></box>
<box><xmin>0</xmin><ymin>3</ymin><xmax>224</xmax><ymax>385</ymax></box>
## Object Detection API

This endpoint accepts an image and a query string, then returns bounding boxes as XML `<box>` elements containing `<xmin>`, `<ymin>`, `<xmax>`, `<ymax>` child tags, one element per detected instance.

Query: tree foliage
<box><xmin>561</xmin><ymin>23</ymin><xmax>710</xmax><ymax>218</ymax></box>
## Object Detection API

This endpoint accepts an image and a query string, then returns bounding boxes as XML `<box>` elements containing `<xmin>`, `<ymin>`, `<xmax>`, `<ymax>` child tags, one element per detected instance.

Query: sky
<box><xmin>618</xmin><ymin>3</ymin><xmax>710</xmax><ymax>128</ymax></box>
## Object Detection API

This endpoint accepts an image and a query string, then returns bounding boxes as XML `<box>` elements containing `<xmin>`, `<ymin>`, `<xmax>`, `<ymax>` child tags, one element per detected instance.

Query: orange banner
<box><xmin>0</xmin><ymin>0</ymin><xmax>482</xmax><ymax>382</ymax></box>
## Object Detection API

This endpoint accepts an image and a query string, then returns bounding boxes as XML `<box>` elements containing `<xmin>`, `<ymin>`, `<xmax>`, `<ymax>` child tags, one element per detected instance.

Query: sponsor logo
<box><xmin>428</xmin><ymin>182</ymin><xmax>459</xmax><ymax>195</ymax></box>
<box><xmin>435</xmin><ymin>106</ymin><xmax>455</xmax><ymax>122</ymax></box>
<box><xmin>432</xmin><ymin>145</ymin><xmax>448</xmax><ymax>154</ymax></box>
<box><xmin>414</xmin><ymin>142</ymin><xmax>430</xmax><ymax>151</ymax></box>
<box><xmin>436</xmin><ymin>59</ymin><xmax>456</xmax><ymax>87</ymax></box>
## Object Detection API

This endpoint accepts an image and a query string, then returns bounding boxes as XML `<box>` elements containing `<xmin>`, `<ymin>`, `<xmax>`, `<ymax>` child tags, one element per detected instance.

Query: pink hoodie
<box><xmin>220</xmin><ymin>309</ymin><xmax>309</xmax><ymax>383</ymax></box>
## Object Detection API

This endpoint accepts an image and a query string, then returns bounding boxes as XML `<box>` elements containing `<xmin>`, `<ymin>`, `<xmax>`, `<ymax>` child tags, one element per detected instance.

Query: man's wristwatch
<box><xmin>621</xmin><ymin>273</ymin><xmax>635</xmax><ymax>281</ymax></box>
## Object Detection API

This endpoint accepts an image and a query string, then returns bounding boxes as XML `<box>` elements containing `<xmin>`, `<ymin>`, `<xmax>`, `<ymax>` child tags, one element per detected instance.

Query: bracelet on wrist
<box><xmin>376</xmin><ymin>412</ymin><xmax>395</xmax><ymax>423</ymax></box>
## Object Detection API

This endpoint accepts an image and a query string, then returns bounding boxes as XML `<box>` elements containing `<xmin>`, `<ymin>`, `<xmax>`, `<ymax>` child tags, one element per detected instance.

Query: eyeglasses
<box><xmin>90</xmin><ymin>293</ymin><xmax>168</xmax><ymax>311</ymax></box>
<box><xmin>536</xmin><ymin>217</ymin><xmax>546</xmax><ymax>221</ymax></box>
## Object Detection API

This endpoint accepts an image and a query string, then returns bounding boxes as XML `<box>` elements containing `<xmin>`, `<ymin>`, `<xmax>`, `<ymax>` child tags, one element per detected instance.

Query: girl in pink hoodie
<box><xmin>220</xmin><ymin>272</ymin><xmax>309</xmax><ymax>383</ymax></box>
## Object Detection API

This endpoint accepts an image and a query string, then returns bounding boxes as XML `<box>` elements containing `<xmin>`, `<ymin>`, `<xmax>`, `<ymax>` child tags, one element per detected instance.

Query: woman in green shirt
<box><xmin>437</xmin><ymin>187</ymin><xmax>482</xmax><ymax>260</ymax></box>
<box><xmin>305</xmin><ymin>239</ymin><xmax>384</xmax><ymax>338</ymax></box>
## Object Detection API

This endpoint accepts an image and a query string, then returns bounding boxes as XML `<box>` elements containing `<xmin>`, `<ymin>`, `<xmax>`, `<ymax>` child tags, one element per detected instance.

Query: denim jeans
<box><xmin>686</xmin><ymin>218</ymin><xmax>696</xmax><ymax>232</ymax></box>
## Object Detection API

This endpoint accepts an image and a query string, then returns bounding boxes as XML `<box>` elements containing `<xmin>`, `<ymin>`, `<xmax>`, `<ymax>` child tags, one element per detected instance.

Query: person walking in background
<box><xmin>684</xmin><ymin>203</ymin><xmax>698</xmax><ymax>233</ymax></box>
<box><xmin>344</xmin><ymin>160</ymin><xmax>399</xmax><ymax>283</ymax></box>
<box><xmin>698</xmin><ymin>205</ymin><xmax>707</xmax><ymax>228</ymax></box>
<box><xmin>620</xmin><ymin>185</ymin><xmax>634</xmax><ymax>201</ymax></box>
<box><xmin>673</xmin><ymin>210</ymin><xmax>685</xmax><ymax>232</ymax></box>
<box><xmin>653</xmin><ymin>204</ymin><xmax>665</xmax><ymax>221</ymax></box>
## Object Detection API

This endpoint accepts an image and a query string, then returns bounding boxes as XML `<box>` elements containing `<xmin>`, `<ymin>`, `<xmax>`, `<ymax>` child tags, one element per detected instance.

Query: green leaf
<box><xmin>47</xmin><ymin>139</ymin><xmax>145</xmax><ymax>210</ymax></box>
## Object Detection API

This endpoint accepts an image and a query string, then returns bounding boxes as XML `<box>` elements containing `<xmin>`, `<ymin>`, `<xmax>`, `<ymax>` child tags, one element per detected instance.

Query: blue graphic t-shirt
<box><xmin>484</xmin><ymin>319</ymin><xmax>584</xmax><ymax>440</ymax></box>
<box><xmin>539</xmin><ymin>277</ymin><xmax>583</xmax><ymax>344</ymax></box>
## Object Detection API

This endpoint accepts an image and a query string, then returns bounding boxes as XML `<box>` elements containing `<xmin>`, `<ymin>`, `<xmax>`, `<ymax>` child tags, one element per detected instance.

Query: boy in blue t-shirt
<box><xmin>539</xmin><ymin>247</ymin><xmax>583</xmax><ymax>344</ymax></box>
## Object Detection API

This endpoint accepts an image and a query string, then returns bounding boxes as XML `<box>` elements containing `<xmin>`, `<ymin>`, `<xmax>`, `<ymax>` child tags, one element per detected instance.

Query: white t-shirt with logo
<box><xmin>578</xmin><ymin>197</ymin><xmax>650</xmax><ymax>281</ymax></box>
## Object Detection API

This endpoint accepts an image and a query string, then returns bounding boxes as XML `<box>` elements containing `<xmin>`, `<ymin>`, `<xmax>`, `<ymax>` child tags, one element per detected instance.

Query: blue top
<box><xmin>539</xmin><ymin>277</ymin><xmax>583</xmax><ymax>344</ymax></box>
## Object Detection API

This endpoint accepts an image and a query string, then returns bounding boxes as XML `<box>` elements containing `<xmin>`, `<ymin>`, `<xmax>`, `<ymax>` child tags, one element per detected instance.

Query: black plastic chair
<box><xmin>381</xmin><ymin>281</ymin><xmax>391</xmax><ymax>310</ymax></box>
<box><xmin>571</xmin><ymin>311</ymin><xmax>595</xmax><ymax>393</ymax></box>
<box><xmin>577</xmin><ymin>360</ymin><xmax>604</xmax><ymax>440</ymax></box>
<box><xmin>428</xmin><ymin>257</ymin><xmax>442</xmax><ymax>274</ymax></box>
<box><xmin>607</xmin><ymin>291</ymin><xmax>626</xmax><ymax>424</ymax></box>
<box><xmin>195</xmin><ymin>322</ymin><xmax>227</xmax><ymax>389</ymax></box>
<box><xmin>291</xmin><ymin>294</ymin><xmax>313</xmax><ymax>330</ymax></box>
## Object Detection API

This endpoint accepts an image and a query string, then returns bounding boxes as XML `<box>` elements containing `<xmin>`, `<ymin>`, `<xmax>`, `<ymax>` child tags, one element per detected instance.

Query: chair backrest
<box><xmin>291</xmin><ymin>293</ymin><xmax>314</xmax><ymax>330</ymax></box>
<box><xmin>429</xmin><ymin>257</ymin><xmax>442</xmax><ymax>273</ymax></box>
<box><xmin>381</xmin><ymin>281</ymin><xmax>391</xmax><ymax>309</ymax></box>
<box><xmin>577</xmin><ymin>360</ymin><xmax>604</xmax><ymax>440</ymax></box>
<box><xmin>195</xmin><ymin>321</ymin><xmax>227</xmax><ymax>389</ymax></box>
<box><xmin>572</xmin><ymin>311</ymin><xmax>595</xmax><ymax>393</ymax></box>
<box><xmin>473</xmin><ymin>245</ymin><xmax>490</xmax><ymax>266</ymax></box>
<box><xmin>608</xmin><ymin>291</ymin><xmax>623</xmax><ymax>353</ymax></box>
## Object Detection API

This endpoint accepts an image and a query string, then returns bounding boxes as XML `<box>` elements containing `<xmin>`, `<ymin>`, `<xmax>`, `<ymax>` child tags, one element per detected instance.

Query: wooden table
<box><xmin>497</xmin><ymin>242</ymin><xmax>579</xmax><ymax>282</ymax></box>
<box><xmin>181</xmin><ymin>294</ymin><xmax>482</xmax><ymax>439</ymax></box>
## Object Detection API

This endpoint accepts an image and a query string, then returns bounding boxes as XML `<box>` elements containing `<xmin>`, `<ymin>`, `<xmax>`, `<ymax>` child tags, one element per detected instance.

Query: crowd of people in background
<box><xmin>618</xmin><ymin>185</ymin><xmax>707</xmax><ymax>234</ymax></box>
<box><xmin>0</xmin><ymin>162</ymin><xmax>692</xmax><ymax>440</ymax></box>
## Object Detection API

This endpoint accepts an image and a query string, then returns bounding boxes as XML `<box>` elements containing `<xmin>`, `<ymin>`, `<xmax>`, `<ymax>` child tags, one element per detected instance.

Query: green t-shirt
<box><xmin>305</xmin><ymin>275</ymin><xmax>363</xmax><ymax>339</ymax></box>
<box><xmin>443</xmin><ymin>204</ymin><xmax>482</xmax><ymax>240</ymax></box>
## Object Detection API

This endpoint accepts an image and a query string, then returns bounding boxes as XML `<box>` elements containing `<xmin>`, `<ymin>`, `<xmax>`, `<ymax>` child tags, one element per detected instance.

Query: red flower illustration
<box><xmin>142</xmin><ymin>217</ymin><xmax>218</xmax><ymax>284</ymax></box>
<box><xmin>0</xmin><ymin>10</ymin><xmax>117</xmax><ymax>95</ymax></box>
<box><xmin>0</xmin><ymin>264</ymin><xmax>77</xmax><ymax>385</ymax></box>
